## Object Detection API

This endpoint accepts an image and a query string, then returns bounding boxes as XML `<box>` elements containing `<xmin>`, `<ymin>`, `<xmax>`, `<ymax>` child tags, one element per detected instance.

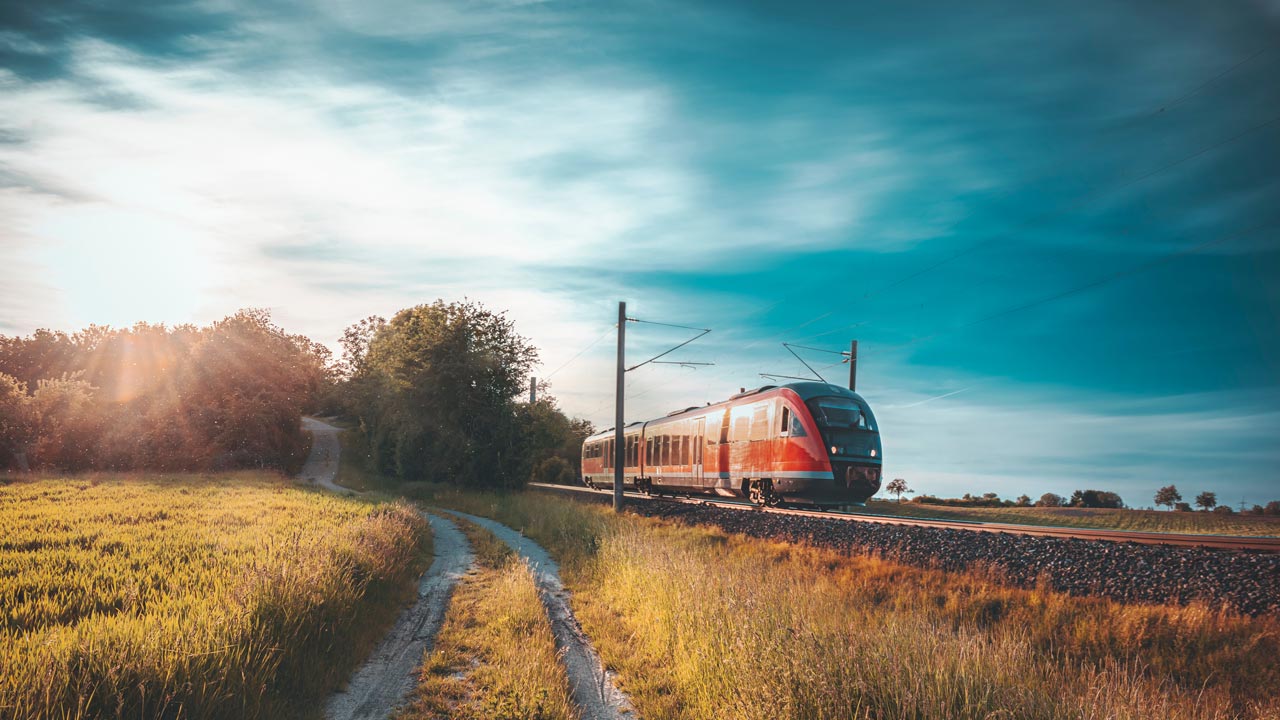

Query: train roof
<box><xmin>583</xmin><ymin>382</ymin><xmax>867</xmax><ymax>443</ymax></box>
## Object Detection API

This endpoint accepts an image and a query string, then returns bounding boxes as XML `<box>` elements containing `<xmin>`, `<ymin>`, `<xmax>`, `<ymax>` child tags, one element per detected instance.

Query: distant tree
<box><xmin>982</xmin><ymin>492</ymin><xmax>999</xmax><ymax>501</ymax></box>
<box><xmin>1174</xmin><ymin>502</ymin><xmax>1192</xmax><ymax>512</ymax></box>
<box><xmin>1265</xmin><ymin>501</ymin><xmax>1280</xmax><ymax>516</ymax></box>
<box><xmin>1194</xmin><ymin>491</ymin><xmax>1218</xmax><ymax>512</ymax></box>
<box><xmin>1036</xmin><ymin>492</ymin><xmax>1065</xmax><ymax>508</ymax></box>
<box><xmin>1071</xmin><ymin>489</ymin><xmax>1124</xmax><ymax>509</ymax></box>
<box><xmin>1015</xmin><ymin>494</ymin><xmax>1032</xmax><ymax>507</ymax></box>
<box><xmin>1212</xmin><ymin>505</ymin><xmax>1233</xmax><ymax>515</ymax></box>
<box><xmin>1250</xmin><ymin>505</ymin><xmax>1265</xmax><ymax>515</ymax></box>
<box><xmin>885</xmin><ymin>478</ymin><xmax>912</xmax><ymax>503</ymax></box>
<box><xmin>1154</xmin><ymin>485</ymin><xmax>1182</xmax><ymax>510</ymax></box>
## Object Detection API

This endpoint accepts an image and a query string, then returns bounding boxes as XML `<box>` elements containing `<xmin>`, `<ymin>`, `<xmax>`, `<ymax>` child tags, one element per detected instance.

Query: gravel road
<box><xmin>299</xmin><ymin>417</ymin><xmax>347</xmax><ymax>492</ymax></box>
<box><xmin>444</xmin><ymin>510</ymin><xmax>637</xmax><ymax>720</ymax></box>
<box><xmin>324</xmin><ymin>513</ymin><xmax>474</xmax><ymax>720</ymax></box>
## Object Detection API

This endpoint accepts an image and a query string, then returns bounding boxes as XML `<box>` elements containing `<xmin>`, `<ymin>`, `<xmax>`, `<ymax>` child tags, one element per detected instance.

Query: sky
<box><xmin>2</xmin><ymin>0</ymin><xmax>1278</xmax><ymax>505</ymax></box>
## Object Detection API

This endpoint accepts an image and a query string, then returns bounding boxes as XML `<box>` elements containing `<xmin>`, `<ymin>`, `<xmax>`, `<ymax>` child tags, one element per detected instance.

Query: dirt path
<box><xmin>299</xmin><ymin>417</ymin><xmax>347</xmax><ymax>492</ymax></box>
<box><xmin>324</xmin><ymin>512</ymin><xmax>474</xmax><ymax>720</ymax></box>
<box><xmin>442</xmin><ymin>510</ymin><xmax>637</xmax><ymax>720</ymax></box>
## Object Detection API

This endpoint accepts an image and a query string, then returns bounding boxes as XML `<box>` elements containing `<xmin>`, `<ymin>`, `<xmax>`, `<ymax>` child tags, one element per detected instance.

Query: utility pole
<box><xmin>848</xmin><ymin>339</ymin><xmax>858</xmax><ymax>392</ymax></box>
<box><xmin>529</xmin><ymin>376</ymin><xmax>536</xmax><ymax>403</ymax></box>
<box><xmin>614</xmin><ymin>301</ymin><xmax>626</xmax><ymax>512</ymax></box>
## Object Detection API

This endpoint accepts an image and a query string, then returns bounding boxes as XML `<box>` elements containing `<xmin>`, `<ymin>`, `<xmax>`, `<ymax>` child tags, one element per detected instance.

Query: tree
<box><xmin>885</xmin><ymin>478</ymin><xmax>912</xmax><ymax>503</ymax></box>
<box><xmin>1015</xmin><ymin>494</ymin><xmax>1032</xmax><ymax>507</ymax></box>
<box><xmin>0</xmin><ymin>373</ymin><xmax>33</xmax><ymax>469</ymax></box>
<box><xmin>1174</xmin><ymin>502</ymin><xmax>1192</xmax><ymax>512</ymax></box>
<box><xmin>1071</xmin><ymin>489</ymin><xmax>1124</xmax><ymax>509</ymax></box>
<box><xmin>1264</xmin><ymin>501</ymin><xmax>1280</xmax><ymax>516</ymax></box>
<box><xmin>1036</xmin><ymin>492</ymin><xmax>1065</xmax><ymax>508</ymax></box>
<box><xmin>1194</xmin><ymin>491</ymin><xmax>1217</xmax><ymax>512</ymax></box>
<box><xmin>350</xmin><ymin>300</ymin><xmax>539</xmax><ymax>488</ymax></box>
<box><xmin>1154</xmin><ymin>485</ymin><xmax>1182</xmax><ymax>510</ymax></box>
<box><xmin>1212</xmin><ymin>505</ymin><xmax>1233</xmax><ymax>515</ymax></box>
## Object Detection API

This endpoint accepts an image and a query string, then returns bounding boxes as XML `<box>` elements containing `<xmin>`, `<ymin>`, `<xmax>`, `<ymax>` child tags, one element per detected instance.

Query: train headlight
<box><xmin>870</xmin><ymin>448</ymin><xmax>877</xmax><ymax>457</ymax></box>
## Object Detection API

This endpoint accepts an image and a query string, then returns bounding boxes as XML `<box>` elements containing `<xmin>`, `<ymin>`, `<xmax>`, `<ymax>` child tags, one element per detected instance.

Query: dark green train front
<box><xmin>791</xmin><ymin>382</ymin><xmax>883</xmax><ymax>504</ymax></box>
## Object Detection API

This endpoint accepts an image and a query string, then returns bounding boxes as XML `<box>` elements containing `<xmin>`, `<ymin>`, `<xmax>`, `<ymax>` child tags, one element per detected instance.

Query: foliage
<box><xmin>339</xmin><ymin>300</ymin><xmax>587</xmax><ymax>489</ymax></box>
<box><xmin>1155</xmin><ymin>484</ymin><xmax>1183</xmax><ymax>510</ymax></box>
<box><xmin>1035</xmin><ymin>492</ymin><xmax>1065</xmax><ymax>507</ymax></box>
<box><xmin>0</xmin><ymin>474</ymin><xmax>429</xmax><ymax>720</ymax></box>
<box><xmin>1070</xmin><ymin>488</ymin><xmax>1124</xmax><ymax>509</ymax></box>
<box><xmin>885</xmin><ymin>477</ymin><xmax>912</xmax><ymax>502</ymax></box>
<box><xmin>1174</xmin><ymin>502</ymin><xmax>1193</xmax><ymax>512</ymax></box>
<box><xmin>0</xmin><ymin>311</ymin><xmax>331</xmax><ymax>472</ymax></box>
<box><xmin>1195</xmin><ymin>491</ymin><xmax>1218</xmax><ymax>511</ymax></box>
<box><xmin>1213</xmin><ymin>505</ymin><xmax>1234</xmax><ymax>515</ymax></box>
<box><xmin>1267</xmin><ymin>501</ymin><xmax>1280</xmax><ymax>516</ymax></box>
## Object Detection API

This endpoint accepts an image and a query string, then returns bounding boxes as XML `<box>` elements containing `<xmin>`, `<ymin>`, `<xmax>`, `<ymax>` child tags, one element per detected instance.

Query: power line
<box><xmin>543</xmin><ymin>325</ymin><xmax>616</xmax><ymax>380</ymax></box>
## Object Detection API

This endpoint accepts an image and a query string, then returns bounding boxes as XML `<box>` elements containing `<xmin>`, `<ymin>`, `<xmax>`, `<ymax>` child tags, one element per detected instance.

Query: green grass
<box><xmin>0</xmin><ymin>473</ymin><xmax>431</xmax><ymax>720</ymax></box>
<box><xmin>396</xmin><ymin>517</ymin><xmax>577</xmax><ymax>720</ymax></box>
<box><xmin>407</xmin><ymin>485</ymin><xmax>1280</xmax><ymax>720</ymax></box>
<box><xmin>861</xmin><ymin>500</ymin><xmax>1280</xmax><ymax>536</ymax></box>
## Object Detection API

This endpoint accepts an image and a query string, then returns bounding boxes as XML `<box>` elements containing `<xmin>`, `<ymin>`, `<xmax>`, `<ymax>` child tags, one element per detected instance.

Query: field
<box><xmin>860</xmin><ymin>500</ymin><xmax>1280</xmax><ymax>535</ymax></box>
<box><xmin>0</xmin><ymin>473</ymin><xmax>430</xmax><ymax>720</ymax></box>
<box><xmin>410</xmin><ymin>485</ymin><xmax>1280</xmax><ymax>720</ymax></box>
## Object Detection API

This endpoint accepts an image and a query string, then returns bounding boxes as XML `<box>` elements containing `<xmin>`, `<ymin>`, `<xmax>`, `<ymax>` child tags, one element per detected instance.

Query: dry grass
<box><xmin>862</xmin><ymin>500</ymin><xmax>1280</xmax><ymax>536</ymax></box>
<box><xmin>414</xmin><ymin>486</ymin><xmax>1280</xmax><ymax>720</ymax></box>
<box><xmin>0</xmin><ymin>473</ymin><xmax>430</xmax><ymax>720</ymax></box>
<box><xmin>396</xmin><ymin>517</ymin><xmax>577</xmax><ymax>720</ymax></box>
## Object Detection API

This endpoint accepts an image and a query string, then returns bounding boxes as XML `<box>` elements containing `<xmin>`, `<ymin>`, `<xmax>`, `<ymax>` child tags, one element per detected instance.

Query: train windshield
<box><xmin>806</xmin><ymin>397</ymin><xmax>877</xmax><ymax>432</ymax></box>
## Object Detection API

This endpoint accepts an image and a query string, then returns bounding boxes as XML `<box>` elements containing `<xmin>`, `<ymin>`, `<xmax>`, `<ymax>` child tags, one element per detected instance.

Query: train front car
<box><xmin>785</xmin><ymin>382</ymin><xmax>883</xmax><ymax>506</ymax></box>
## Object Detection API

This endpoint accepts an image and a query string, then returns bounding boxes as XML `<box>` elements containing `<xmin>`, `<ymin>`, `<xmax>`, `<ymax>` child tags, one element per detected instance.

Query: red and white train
<box><xmin>581</xmin><ymin>381</ymin><xmax>882</xmax><ymax>506</ymax></box>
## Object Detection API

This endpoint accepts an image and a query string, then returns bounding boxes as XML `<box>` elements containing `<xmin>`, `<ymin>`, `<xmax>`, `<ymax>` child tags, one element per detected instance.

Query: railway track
<box><xmin>528</xmin><ymin>482</ymin><xmax>1280</xmax><ymax>553</ymax></box>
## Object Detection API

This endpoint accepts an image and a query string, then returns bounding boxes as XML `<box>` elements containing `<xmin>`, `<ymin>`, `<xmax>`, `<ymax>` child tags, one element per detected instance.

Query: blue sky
<box><xmin>2</xmin><ymin>0</ymin><xmax>1278</xmax><ymax>505</ymax></box>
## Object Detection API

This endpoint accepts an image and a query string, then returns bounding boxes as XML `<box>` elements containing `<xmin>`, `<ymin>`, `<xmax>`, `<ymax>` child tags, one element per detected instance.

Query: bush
<box><xmin>1174</xmin><ymin>502</ymin><xmax>1192</xmax><ymax>512</ymax></box>
<box><xmin>1035</xmin><ymin>493</ymin><xmax>1064</xmax><ymax>508</ymax></box>
<box><xmin>1212</xmin><ymin>505</ymin><xmax>1233</xmax><ymax>515</ymax></box>
<box><xmin>1070</xmin><ymin>489</ymin><xmax>1124</xmax><ymax>509</ymax></box>
<box><xmin>532</xmin><ymin>456</ymin><xmax>575</xmax><ymax>485</ymax></box>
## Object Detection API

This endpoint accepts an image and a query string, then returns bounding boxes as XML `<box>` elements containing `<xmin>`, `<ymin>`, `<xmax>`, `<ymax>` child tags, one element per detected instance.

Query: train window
<box><xmin>790</xmin><ymin>413</ymin><xmax>807</xmax><ymax>437</ymax></box>
<box><xmin>749</xmin><ymin>404</ymin><xmax>769</xmax><ymax>442</ymax></box>
<box><xmin>677</xmin><ymin>435</ymin><xmax>686</xmax><ymax>465</ymax></box>
<box><xmin>662</xmin><ymin>435</ymin><xmax>671</xmax><ymax>465</ymax></box>
<box><xmin>719</xmin><ymin>413</ymin><xmax>730</xmax><ymax>444</ymax></box>
<box><xmin>780</xmin><ymin>407</ymin><xmax>790</xmax><ymax>436</ymax></box>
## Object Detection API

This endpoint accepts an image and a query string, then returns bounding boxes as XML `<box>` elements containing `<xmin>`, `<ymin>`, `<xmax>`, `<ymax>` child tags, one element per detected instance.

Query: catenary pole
<box><xmin>614</xmin><ymin>302</ymin><xmax>626</xmax><ymax>511</ymax></box>
<box><xmin>848</xmin><ymin>340</ymin><xmax>858</xmax><ymax>391</ymax></box>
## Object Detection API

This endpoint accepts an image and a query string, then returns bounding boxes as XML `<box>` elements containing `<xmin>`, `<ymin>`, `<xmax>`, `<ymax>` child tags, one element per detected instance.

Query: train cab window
<box><xmin>789</xmin><ymin>413</ymin><xmax>807</xmax><ymax>437</ymax></box>
<box><xmin>780</xmin><ymin>407</ymin><xmax>790</xmax><ymax>436</ymax></box>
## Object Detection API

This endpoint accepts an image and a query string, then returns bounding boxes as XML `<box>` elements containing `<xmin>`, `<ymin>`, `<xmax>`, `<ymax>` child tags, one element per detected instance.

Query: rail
<box><xmin>526</xmin><ymin>483</ymin><xmax>1280</xmax><ymax>552</ymax></box>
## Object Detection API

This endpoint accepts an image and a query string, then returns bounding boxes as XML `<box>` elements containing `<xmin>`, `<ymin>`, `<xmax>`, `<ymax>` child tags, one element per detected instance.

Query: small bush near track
<box><xmin>416</xmin><ymin>486</ymin><xmax>1280</xmax><ymax>720</ymax></box>
<box><xmin>0</xmin><ymin>473</ymin><xmax>430</xmax><ymax>720</ymax></box>
<box><xmin>397</xmin><ymin>518</ymin><xmax>577</xmax><ymax>720</ymax></box>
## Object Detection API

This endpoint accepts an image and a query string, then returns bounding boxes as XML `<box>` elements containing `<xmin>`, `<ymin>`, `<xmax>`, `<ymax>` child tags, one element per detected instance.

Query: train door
<box><xmin>693</xmin><ymin>417</ymin><xmax>705</xmax><ymax>486</ymax></box>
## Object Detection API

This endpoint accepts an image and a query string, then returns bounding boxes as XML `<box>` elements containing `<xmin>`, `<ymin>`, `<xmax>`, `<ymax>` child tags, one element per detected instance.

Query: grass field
<box><xmin>0</xmin><ymin>473</ymin><xmax>430</xmax><ymax>720</ymax></box>
<box><xmin>861</xmin><ymin>499</ymin><xmax>1280</xmax><ymax>536</ymax></box>
<box><xmin>407</xmin><ymin>485</ymin><xmax>1280</xmax><ymax>720</ymax></box>
<box><xmin>396</xmin><ymin>517</ymin><xmax>576</xmax><ymax>720</ymax></box>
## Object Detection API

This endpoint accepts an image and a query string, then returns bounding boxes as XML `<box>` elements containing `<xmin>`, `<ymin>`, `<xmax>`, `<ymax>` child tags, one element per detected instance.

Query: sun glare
<box><xmin>32</xmin><ymin>207</ymin><xmax>222</xmax><ymax>329</ymax></box>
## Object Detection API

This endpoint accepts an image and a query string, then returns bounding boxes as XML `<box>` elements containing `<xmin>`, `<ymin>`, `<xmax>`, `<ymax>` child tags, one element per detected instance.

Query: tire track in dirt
<box><xmin>441</xmin><ymin>509</ymin><xmax>637</xmax><ymax>720</ymax></box>
<box><xmin>324</xmin><ymin>513</ymin><xmax>474</xmax><ymax>720</ymax></box>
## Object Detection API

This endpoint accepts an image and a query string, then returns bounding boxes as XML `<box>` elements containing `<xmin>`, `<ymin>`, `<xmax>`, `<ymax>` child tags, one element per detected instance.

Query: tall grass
<box><xmin>397</xmin><ymin>518</ymin><xmax>577</xmax><ymax>720</ymax></box>
<box><xmin>416</xmin><ymin>486</ymin><xmax>1280</xmax><ymax>720</ymax></box>
<box><xmin>0</xmin><ymin>473</ymin><xmax>431</xmax><ymax>720</ymax></box>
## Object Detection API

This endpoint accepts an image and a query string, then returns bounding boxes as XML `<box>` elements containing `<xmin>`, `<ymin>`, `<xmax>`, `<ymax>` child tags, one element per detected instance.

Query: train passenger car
<box><xmin>581</xmin><ymin>381</ymin><xmax>882</xmax><ymax>506</ymax></box>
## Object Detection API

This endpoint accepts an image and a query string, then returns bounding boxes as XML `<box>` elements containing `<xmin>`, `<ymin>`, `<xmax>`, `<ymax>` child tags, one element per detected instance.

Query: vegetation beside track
<box><xmin>860</xmin><ymin>499</ymin><xmax>1280</xmax><ymax>536</ymax></box>
<box><xmin>407</xmin><ymin>484</ymin><xmax>1280</xmax><ymax>720</ymax></box>
<box><xmin>397</xmin><ymin>517</ymin><xmax>577</xmax><ymax>720</ymax></box>
<box><xmin>0</xmin><ymin>473</ymin><xmax>430</xmax><ymax>720</ymax></box>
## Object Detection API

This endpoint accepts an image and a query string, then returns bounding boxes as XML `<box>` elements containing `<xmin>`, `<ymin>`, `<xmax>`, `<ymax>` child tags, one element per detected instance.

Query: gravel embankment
<box><xmin>628</xmin><ymin>501</ymin><xmax>1280</xmax><ymax>616</ymax></box>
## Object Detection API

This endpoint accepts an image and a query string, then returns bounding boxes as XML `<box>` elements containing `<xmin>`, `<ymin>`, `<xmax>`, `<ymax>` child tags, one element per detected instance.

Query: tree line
<box><xmin>1</xmin><ymin>300</ymin><xmax>593</xmax><ymax>488</ymax></box>
<box><xmin>0</xmin><ymin>310</ymin><xmax>331</xmax><ymax>473</ymax></box>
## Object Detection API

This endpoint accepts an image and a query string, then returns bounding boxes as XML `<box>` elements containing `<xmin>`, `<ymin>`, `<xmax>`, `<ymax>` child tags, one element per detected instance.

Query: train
<box><xmin>581</xmin><ymin>381</ymin><xmax>882</xmax><ymax>506</ymax></box>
